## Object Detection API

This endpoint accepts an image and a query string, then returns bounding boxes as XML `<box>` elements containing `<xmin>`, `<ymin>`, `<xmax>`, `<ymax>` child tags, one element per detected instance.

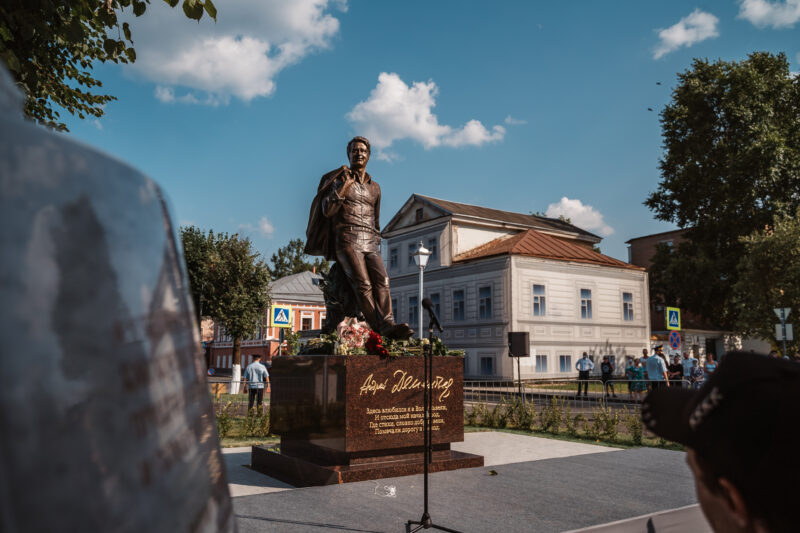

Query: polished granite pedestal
<box><xmin>251</xmin><ymin>355</ymin><xmax>483</xmax><ymax>487</ymax></box>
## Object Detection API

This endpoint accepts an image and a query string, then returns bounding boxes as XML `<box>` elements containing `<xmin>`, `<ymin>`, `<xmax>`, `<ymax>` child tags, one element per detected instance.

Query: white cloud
<box><xmin>346</xmin><ymin>72</ymin><xmax>505</xmax><ymax>160</ymax></box>
<box><xmin>545</xmin><ymin>197</ymin><xmax>614</xmax><ymax>237</ymax></box>
<box><xmin>738</xmin><ymin>0</ymin><xmax>800</xmax><ymax>28</ymax></box>
<box><xmin>653</xmin><ymin>9</ymin><xmax>719</xmax><ymax>59</ymax></box>
<box><xmin>504</xmin><ymin>115</ymin><xmax>527</xmax><ymax>125</ymax></box>
<box><xmin>154</xmin><ymin>85</ymin><xmax>175</xmax><ymax>103</ymax></box>
<box><xmin>239</xmin><ymin>216</ymin><xmax>275</xmax><ymax>237</ymax></box>
<box><xmin>154</xmin><ymin>85</ymin><xmax>224</xmax><ymax>106</ymax></box>
<box><xmin>127</xmin><ymin>1</ymin><xmax>345</xmax><ymax>105</ymax></box>
<box><xmin>92</xmin><ymin>119</ymin><xmax>103</xmax><ymax>130</ymax></box>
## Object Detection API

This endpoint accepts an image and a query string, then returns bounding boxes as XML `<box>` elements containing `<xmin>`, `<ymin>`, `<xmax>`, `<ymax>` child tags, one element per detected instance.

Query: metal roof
<box><xmin>413</xmin><ymin>194</ymin><xmax>601</xmax><ymax>242</ymax></box>
<box><xmin>269</xmin><ymin>270</ymin><xmax>325</xmax><ymax>304</ymax></box>
<box><xmin>454</xmin><ymin>229</ymin><xmax>644</xmax><ymax>270</ymax></box>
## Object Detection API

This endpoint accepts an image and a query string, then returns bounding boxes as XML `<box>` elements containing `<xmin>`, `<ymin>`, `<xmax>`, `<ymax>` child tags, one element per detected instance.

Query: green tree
<box><xmin>645</xmin><ymin>52</ymin><xmax>800</xmax><ymax>329</ymax></box>
<box><xmin>0</xmin><ymin>0</ymin><xmax>216</xmax><ymax>131</ymax></box>
<box><xmin>180</xmin><ymin>225</ymin><xmax>214</xmax><ymax>325</ymax></box>
<box><xmin>180</xmin><ymin>227</ymin><xmax>270</xmax><ymax>384</ymax></box>
<box><xmin>210</xmin><ymin>233</ymin><xmax>271</xmax><ymax>379</ymax></box>
<box><xmin>732</xmin><ymin>207</ymin><xmax>800</xmax><ymax>355</ymax></box>
<box><xmin>268</xmin><ymin>238</ymin><xmax>329</xmax><ymax>279</ymax></box>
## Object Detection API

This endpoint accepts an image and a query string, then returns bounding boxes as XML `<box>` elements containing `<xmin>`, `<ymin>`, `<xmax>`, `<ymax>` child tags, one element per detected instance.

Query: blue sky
<box><xmin>61</xmin><ymin>1</ymin><xmax>800</xmax><ymax>262</ymax></box>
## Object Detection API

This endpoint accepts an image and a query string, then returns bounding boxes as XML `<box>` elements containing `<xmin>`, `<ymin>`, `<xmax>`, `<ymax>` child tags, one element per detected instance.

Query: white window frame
<box><xmin>580</xmin><ymin>288</ymin><xmax>593</xmax><ymax>319</ymax></box>
<box><xmin>479</xmin><ymin>352</ymin><xmax>495</xmax><ymax>376</ymax></box>
<box><xmin>622</xmin><ymin>291</ymin><xmax>634</xmax><ymax>321</ymax></box>
<box><xmin>558</xmin><ymin>354</ymin><xmax>572</xmax><ymax>373</ymax></box>
<box><xmin>429</xmin><ymin>292</ymin><xmax>441</xmax><ymax>318</ymax></box>
<box><xmin>532</xmin><ymin>283</ymin><xmax>546</xmax><ymax>317</ymax></box>
<box><xmin>535</xmin><ymin>354</ymin><xmax>548</xmax><ymax>373</ymax></box>
<box><xmin>409</xmin><ymin>295</ymin><xmax>419</xmax><ymax>326</ymax></box>
<box><xmin>452</xmin><ymin>288</ymin><xmax>466</xmax><ymax>321</ymax></box>
<box><xmin>427</xmin><ymin>236</ymin><xmax>438</xmax><ymax>261</ymax></box>
<box><xmin>301</xmin><ymin>311</ymin><xmax>314</xmax><ymax>330</ymax></box>
<box><xmin>478</xmin><ymin>285</ymin><xmax>492</xmax><ymax>319</ymax></box>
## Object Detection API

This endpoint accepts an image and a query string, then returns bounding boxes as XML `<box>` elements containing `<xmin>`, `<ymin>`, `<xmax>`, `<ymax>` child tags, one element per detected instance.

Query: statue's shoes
<box><xmin>380</xmin><ymin>323</ymin><xmax>414</xmax><ymax>339</ymax></box>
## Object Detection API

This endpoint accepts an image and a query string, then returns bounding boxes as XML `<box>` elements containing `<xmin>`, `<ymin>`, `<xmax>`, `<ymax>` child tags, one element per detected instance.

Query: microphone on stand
<box><xmin>421</xmin><ymin>298</ymin><xmax>444</xmax><ymax>332</ymax></box>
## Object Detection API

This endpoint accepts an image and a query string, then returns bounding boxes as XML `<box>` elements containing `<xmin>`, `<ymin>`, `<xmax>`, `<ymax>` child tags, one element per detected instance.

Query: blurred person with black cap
<box><xmin>641</xmin><ymin>352</ymin><xmax>800</xmax><ymax>532</ymax></box>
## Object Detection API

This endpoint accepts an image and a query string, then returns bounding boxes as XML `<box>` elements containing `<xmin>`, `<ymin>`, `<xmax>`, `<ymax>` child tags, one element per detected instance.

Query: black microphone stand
<box><xmin>407</xmin><ymin>314</ymin><xmax>462</xmax><ymax>533</ymax></box>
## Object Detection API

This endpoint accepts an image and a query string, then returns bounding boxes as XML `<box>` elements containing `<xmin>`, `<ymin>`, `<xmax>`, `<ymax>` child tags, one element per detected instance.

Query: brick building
<box><xmin>208</xmin><ymin>270</ymin><xmax>326</xmax><ymax>371</ymax></box>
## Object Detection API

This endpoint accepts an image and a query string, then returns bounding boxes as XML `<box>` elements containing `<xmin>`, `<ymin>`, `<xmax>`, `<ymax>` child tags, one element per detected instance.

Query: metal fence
<box><xmin>208</xmin><ymin>380</ymin><xmax>271</xmax><ymax>416</ymax></box>
<box><xmin>464</xmin><ymin>378</ymin><xmax>693</xmax><ymax>438</ymax></box>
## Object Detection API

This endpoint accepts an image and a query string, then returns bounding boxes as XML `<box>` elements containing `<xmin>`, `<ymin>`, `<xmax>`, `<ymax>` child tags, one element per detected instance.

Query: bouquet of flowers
<box><xmin>336</xmin><ymin>317</ymin><xmax>370</xmax><ymax>354</ymax></box>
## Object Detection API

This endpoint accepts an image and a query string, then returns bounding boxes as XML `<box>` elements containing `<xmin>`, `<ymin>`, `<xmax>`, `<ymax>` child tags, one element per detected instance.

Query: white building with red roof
<box><xmin>382</xmin><ymin>195</ymin><xmax>650</xmax><ymax>379</ymax></box>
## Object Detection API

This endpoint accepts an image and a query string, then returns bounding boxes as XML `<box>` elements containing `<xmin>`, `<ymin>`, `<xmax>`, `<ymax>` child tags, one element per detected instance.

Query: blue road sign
<box><xmin>666</xmin><ymin>307</ymin><xmax>681</xmax><ymax>330</ymax></box>
<box><xmin>270</xmin><ymin>305</ymin><xmax>292</xmax><ymax>328</ymax></box>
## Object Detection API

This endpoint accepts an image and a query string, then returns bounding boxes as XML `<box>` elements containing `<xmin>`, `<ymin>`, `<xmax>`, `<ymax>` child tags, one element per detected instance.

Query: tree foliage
<box><xmin>180</xmin><ymin>226</ymin><xmax>270</xmax><ymax>366</ymax></box>
<box><xmin>732</xmin><ymin>207</ymin><xmax>800</xmax><ymax>354</ymax></box>
<box><xmin>645</xmin><ymin>52</ymin><xmax>800</xmax><ymax>329</ymax></box>
<box><xmin>268</xmin><ymin>238</ymin><xmax>330</xmax><ymax>280</ymax></box>
<box><xmin>0</xmin><ymin>0</ymin><xmax>216</xmax><ymax>131</ymax></box>
<box><xmin>180</xmin><ymin>224</ymin><xmax>213</xmax><ymax>325</ymax></box>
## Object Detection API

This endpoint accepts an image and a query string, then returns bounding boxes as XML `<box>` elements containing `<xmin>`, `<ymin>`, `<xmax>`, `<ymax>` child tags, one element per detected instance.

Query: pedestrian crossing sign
<box><xmin>666</xmin><ymin>307</ymin><xmax>681</xmax><ymax>331</ymax></box>
<box><xmin>270</xmin><ymin>305</ymin><xmax>292</xmax><ymax>328</ymax></box>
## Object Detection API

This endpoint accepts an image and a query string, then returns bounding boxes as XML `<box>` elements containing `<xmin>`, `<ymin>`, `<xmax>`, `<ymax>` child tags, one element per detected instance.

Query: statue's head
<box><xmin>347</xmin><ymin>136</ymin><xmax>371</xmax><ymax>156</ymax></box>
<box><xmin>347</xmin><ymin>136</ymin><xmax>371</xmax><ymax>170</ymax></box>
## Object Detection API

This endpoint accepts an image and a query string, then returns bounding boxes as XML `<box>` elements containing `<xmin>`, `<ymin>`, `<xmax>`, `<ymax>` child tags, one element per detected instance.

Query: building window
<box><xmin>391</xmin><ymin>299</ymin><xmax>398</xmax><ymax>319</ymax></box>
<box><xmin>409</xmin><ymin>296</ymin><xmax>418</xmax><ymax>326</ymax></box>
<box><xmin>416</xmin><ymin>208</ymin><xmax>424</xmax><ymax>222</ymax></box>
<box><xmin>301</xmin><ymin>317</ymin><xmax>313</xmax><ymax>330</ymax></box>
<box><xmin>430</xmin><ymin>293</ymin><xmax>441</xmax><ymax>318</ymax></box>
<box><xmin>452</xmin><ymin>290</ymin><xmax>465</xmax><ymax>321</ymax></box>
<box><xmin>559</xmin><ymin>355</ymin><xmax>572</xmax><ymax>373</ymax></box>
<box><xmin>533</xmin><ymin>284</ymin><xmax>546</xmax><ymax>316</ymax></box>
<box><xmin>580</xmin><ymin>288</ymin><xmax>592</xmax><ymax>319</ymax></box>
<box><xmin>408</xmin><ymin>243</ymin><xmax>416</xmax><ymax>266</ymax></box>
<box><xmin>321</xmin><ymin>313</ymin><xmax>327</xmax><ymax>330</ymax></box>
<box><xmin>535</xmin><ymin>355</ymin><xmax>548</xmax><ymax>373</ymax></box>
<box><xmin>480</xmin><ymin>356</ymin><xmax>494</xmax><ymax>376</ymax></box>
<box><xmin>390</xmin><ymin>247</ymin><xmax>398</xmax><ymax>269</ymax></box>
<box><xmin>479</xmin><ymin>286</ymin><xmax>492</xmax><ymax>319</ymax></box>
<box><xmin>427</xmin><ymin>237</ymin><xmax>438</xmax><ymax>260</ymax></box>
<box><xmin>623</xmin><ymin>292</ymin><xmax>634</xmax><ymax>321</ymax></box>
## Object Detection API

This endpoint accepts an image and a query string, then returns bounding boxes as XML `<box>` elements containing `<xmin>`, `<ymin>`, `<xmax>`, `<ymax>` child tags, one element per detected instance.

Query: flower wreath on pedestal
<box><xmin>298</xmin><ymin>317</ymin><xmax>464</xmax><ymax>357</ymax></box>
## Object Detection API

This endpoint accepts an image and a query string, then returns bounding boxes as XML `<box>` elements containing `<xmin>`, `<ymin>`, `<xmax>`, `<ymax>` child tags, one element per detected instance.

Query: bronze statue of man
<box><xmin>305</xmin><ymin>137</ymin><xmax>413</xmax><ymax>339</ymax></box>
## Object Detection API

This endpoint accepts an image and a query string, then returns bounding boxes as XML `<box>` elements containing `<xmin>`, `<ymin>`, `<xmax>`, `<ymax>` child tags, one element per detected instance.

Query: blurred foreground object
<box><xmin>0</xmin><ymin>64</ymin><xmax>234</xmax><ymax>532</ymax></box>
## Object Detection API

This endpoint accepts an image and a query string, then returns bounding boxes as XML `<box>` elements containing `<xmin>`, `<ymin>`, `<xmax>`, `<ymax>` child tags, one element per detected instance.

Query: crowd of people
<box><xmin>577</xmin><ymin>346</ymin><xmax>725</xmax><ymax>399</ymax></box>
<box><xmin>579</xmin><ymin>346</ymin><xmax>800</xmax><ymax>401</ymax></box>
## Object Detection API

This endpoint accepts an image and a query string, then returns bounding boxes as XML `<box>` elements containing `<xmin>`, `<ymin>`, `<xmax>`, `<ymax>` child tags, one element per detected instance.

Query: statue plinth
<box><xmin>251</xmin><ymin>355</ymin><xmax>483</xmax><ymax>486</ymax></box>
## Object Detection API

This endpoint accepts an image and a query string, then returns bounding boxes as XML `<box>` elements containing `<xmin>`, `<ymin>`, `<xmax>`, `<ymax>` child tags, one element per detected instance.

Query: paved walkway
<box><xmin>225</xmin><ymin>432</ymin><xmax>711</xmax><ymax>532</ymax></box>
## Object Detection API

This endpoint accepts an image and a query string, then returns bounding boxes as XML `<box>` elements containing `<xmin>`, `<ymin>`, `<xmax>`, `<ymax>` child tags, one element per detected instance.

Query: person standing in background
<box><xmin>243</xmin><ymin>354</ymin><xmax>269</xmax><ymax>412</ymax></box>
<box><xmin>575</xmin><ymin>352</ymin><xmax>594</xmax><ymax>397</ymax></box>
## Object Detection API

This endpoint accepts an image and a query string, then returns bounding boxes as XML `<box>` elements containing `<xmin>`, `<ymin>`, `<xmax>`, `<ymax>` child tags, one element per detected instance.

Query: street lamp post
<box><xmin>413</xmin><ymin>241</ymin><xmax>431</xmax><ymax>340</ymax></box>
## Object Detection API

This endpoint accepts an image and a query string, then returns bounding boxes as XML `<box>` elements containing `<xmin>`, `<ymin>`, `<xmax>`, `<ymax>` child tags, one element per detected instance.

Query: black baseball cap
<box><xmin>642</xmin><ymin>352</ymin><xmax>800</xmax><ymax>528</ymax></box>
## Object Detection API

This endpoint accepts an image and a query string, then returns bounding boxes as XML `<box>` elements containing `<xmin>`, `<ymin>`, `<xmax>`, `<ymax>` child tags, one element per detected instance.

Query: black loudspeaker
<box><xmin>508</xmin><ymin>332</ymin><xmax>530</xmax><ymax>357</ymax></box>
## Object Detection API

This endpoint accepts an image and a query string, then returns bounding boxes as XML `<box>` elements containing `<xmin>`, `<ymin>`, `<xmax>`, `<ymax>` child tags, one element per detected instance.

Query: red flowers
<box><xmin>366</xmin><ymin>330</ymin><xmax>389</xmax><ymax>356</ymax></box>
